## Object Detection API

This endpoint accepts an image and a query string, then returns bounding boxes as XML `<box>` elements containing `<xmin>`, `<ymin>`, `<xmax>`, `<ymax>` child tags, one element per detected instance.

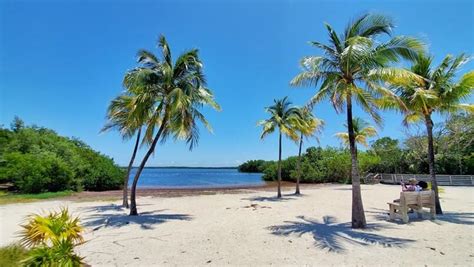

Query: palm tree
<box><xmin>335</xmin><ymin>117</ymin><xmax>377</xmax><ymax>148</ymax></box>
<box><xmin>259</xmin><ymin>97</ymin><xmax>302</xmax><ymax>198</ymax></box>
<box><xmin>127</xmin><ymin>35</ymin><xmax>220</xmax><ymax>216</ymax></box>
<box><xmin>102</xmin><ymin>93</ymin><xmax>147</xmax><ymax>208</ymax></box>
<box><xmin>390</xmin><ymin>53</ymin><xmax>474</xmax><ymax>214</ymax></box>
<box><xmin>294</xmin><ymin>107</ymin><xmax>324</xmax><ymax>195</ymax></box>
<box><xmin>291</xmin><ymin>13</ymin><xmax>424</xmax><ymax>228</ymax></box>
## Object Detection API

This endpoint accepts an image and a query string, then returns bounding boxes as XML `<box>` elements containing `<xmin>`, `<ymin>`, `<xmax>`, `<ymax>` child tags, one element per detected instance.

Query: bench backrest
<box><xmin>400</xmin><ymin>191</ymin><xmax>435</xmax><ymax>207</ymax></box>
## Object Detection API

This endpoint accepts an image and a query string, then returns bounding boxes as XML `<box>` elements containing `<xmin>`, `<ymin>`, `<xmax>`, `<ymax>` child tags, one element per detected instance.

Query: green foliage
<box><xmin>0</xmin><ymin>244</ymin><xmax>28</xmax><ymax>267</ymax></box>
<box><xmin>0</xmin><ymin>191</ymin><xmax>74</xmax><ymax>205</ymax></box>
<box><xmin>369</xmin><ymin>137</ymin><xmax>405</xmax><ymax>173</ymax></box>
<box><xmin>251</xmin><ymin>147</ymin><xmax>380</xmax><ymax>184</ymax></box>
<box><xmin>258</xmin><ymin>97</ymin><xmax>303</xmax><ymax>141</ymax></box>
<box><xmin>0</xmin><ymin>119</ymin><xmax>124</xmax><ymax>193</ymax></box>
<box><xmin>238</xmin><ymin>160</ymin><xmax>272</xmax><ymax>173</ymax></box>
<box><xmin>20</xmin><ymin>208</ymin><xmax>84</xmax><ymax>267</ymax></box>
<box><xmin>241</xmin><ymin>114</ymin><xmax>473</xmax><ymax>182</ymax></box>
<box><xmin>2</xmin><ymin>152</ymin><xmax>73</xmax><ymax>193</ymax></box>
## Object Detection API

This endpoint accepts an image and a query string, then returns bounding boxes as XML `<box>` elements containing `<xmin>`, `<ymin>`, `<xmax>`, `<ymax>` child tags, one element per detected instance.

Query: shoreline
<box><xmin>65</xmin><ymin>181</ymin><xmax>324</xmax><ymax>201</ymax></box>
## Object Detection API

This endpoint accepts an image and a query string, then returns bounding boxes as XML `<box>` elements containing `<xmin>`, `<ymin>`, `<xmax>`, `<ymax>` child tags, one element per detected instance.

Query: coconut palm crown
<box><xmin>389</xmin><ymin>53</ymin><xmax>474</xmax><ymax>214</ymax></box>
<box><xmin>127</xmin><ymin>35</ymin><xmax>220</xmax><ymax>215</ymax></box>
<box><xmin>294</xmin><ymin>107</ymin><xmax>324</xmax><ymax>195</ymax></box>
<box><xmin>290</xmin><ymin>13</ymin><xmax>425</xmax><ymax>228</ymax></box>
<box><xmin>335</xmin><ymin>117</ymin><xmax>377</xmax><ymax>148</ymax></box>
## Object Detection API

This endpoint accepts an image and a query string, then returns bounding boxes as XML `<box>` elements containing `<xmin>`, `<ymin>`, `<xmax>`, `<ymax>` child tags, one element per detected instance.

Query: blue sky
<box><xmin>1</xmin><ymin>0</ymin><xmax>473</xmax><ymax>167</ymax></box>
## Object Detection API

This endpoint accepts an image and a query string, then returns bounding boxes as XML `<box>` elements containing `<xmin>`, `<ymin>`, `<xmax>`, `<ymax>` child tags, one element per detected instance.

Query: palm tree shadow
<box><xmin>268</xmin><ymin>215</ymin><xmax>415</xmax><ymax>253</ymax></box>
<box><xmin>433</xmin><ymin>212</ymin><xmax>474</xmax><ymax>225</ymax></box>
<box><xmin>242</xmin><ymin>195</ymin><xmax>297</xmax><ymax>202</ymax></box>
<box><xmin>81</xmin><ymin>205</ymin><xmax>192</xmax><ymax>230</ymax></box>
<box><xmin>367</xmin><ymin>208</ymin><xmax>474</xmax><ymax>226</ymax></box>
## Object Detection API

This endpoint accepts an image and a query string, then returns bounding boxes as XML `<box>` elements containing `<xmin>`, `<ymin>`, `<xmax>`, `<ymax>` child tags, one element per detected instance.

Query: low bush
<box><xmin>0</xmin><ymin>118</ymin><xmax>124</xmax><ymax>193</ymax></box>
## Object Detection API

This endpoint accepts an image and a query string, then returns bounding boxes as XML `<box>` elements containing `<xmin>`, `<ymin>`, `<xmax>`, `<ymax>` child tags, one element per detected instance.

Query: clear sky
<box><xmin>1</xmin><ymin>0</ymin><xmax>473</xmax><ymax>167</ymax></box>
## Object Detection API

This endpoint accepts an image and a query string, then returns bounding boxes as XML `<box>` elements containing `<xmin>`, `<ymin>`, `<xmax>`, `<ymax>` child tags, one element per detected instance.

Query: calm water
<box><xmin>129</xmin><ymin>168</ymin><xmax>264</xmax><ymax>188</ymax></box>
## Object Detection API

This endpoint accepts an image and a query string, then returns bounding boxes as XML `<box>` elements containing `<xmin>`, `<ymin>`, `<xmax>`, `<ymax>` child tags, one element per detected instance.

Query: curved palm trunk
<box><xmin>130</xmin><ymin>121</ymin><xmax>167</xmax><ymax>216</ymax></box>
<box><xmin>123</xmin><ymin>128</ymin><xmax>142</xmax><ymax>208</ymax></box>
<box><xmin>277</xmin><ymin>131</ymin><xmax>282</xmax><ymax>198</ymax></box>
<box><xmin>425</xmin><ymin>114</ymin><xmax>443</xmax><ymax>214</ymax></box>
<box><xmin>347</xmin><ymin>96</ymin><xmax>366</xmax><ymax>229</ymax></box>
<box><xmin>295</xmin><ymin>132</ymin><xmax>303</xmax><ymax>195</ymax></box>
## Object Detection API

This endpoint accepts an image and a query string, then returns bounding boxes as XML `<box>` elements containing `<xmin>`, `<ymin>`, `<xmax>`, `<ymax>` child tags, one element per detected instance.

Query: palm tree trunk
<box><xmin>425</xmin><ymin>114</ymin><xmax>443</xmax><ymax>214</ymax></box>
<box><xmin>277</xmin><ymin>131</ymin><xmax>282</xmax><ymax>198</ymax></box>
<box><xmin>295</xmin><ymin>132</ymin><xmax>303</xmax><ymax>195</ymax></box>
<box><xmin>130</xmin><ymin>121</ymin><xmax>167</xmax><ymax>216</ymax></box>
<box><xmin>347</xmin><ymin>96</ymin><xmax>366</xmax><ymax>229</ymax></box>
<box><xmin>123</xmin><ymin>128</ymin><xmax>141</xmax><ymax>208</ymax></box>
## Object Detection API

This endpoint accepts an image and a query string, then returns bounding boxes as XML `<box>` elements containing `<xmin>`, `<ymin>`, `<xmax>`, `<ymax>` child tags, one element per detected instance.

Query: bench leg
<box><xmin>389</xmin><ymin>205</ymin><xmax>396</xmax><ymax>220</ymax></box>
<box><xmin>430</xmin><ymin>207</ymin><xmax>435</xmax><ymax>220</ymax></box>
<box><xmin>401</xmin><ymin>207</ymin><xmax>409</xmax><ymax>223</ymax></box>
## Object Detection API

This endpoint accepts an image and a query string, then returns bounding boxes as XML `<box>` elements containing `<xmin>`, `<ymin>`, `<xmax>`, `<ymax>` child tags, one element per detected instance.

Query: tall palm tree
<box><xmin>259</xmin><ymin>97</ymin><xmax>302</xmax><ymax>198</ymax></box>
<box><xmin>335</xmin><ymin>117</ymin><xmax>377</xmax><ymax>148</ymax></box>
<box><xmin>127</xmin><ymin>35</ymin><xmax>220</xmax><ymax>216</ymax></box>
<box><xmin>390</xmin><ymin>53</ymin><xmax>474</xmax><ymax>214</ymax></box>
<box><xmin>291</xmin><ymin>13</ymin><xmax>424</xmax><ymax>228</ymax></box>
<box><xmin>102</xmin><ymin>93</ymin><xmax>147</xmax><ymax>208</ymax></box>
<box><xmin>294</xmin><ymin>107</ymin><xmax>324</xmax><ymax>195</ymax></box>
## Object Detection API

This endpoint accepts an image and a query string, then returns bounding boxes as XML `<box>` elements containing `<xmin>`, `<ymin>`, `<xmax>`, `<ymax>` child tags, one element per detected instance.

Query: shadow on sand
<box><xmin>242</xmin><ymin>193</ymin><xmax>301</xmax><ymax>202</ymax></box>
<box><xmin>268</xmin><ymin>215</ymin><xmax>414</xmax><ymax>253</ymax></box>
<box><xmin>80</xmin><ymin>204</ymin><xmax>192</xmax><ymax>230</ymax></box>
<box><xmin>366</xmin><ymin>208</ymin><xmax>474</xmax><ymax>226</ymax></box>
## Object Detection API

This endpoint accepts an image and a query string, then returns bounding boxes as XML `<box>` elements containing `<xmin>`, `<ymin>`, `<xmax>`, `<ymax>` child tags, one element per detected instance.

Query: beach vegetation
<box><xmin>294</xmin><ymin>107</ymin><xmax>324</xmax><ymax>194</ymax></box>
<box><xmin>385</xmin><ymin>53</ymin><xmax>474</xmax><ymax>214</ymax></box>
<box><xmin>243</xmin><ymin>113</ymin><xmax>473</xmax><ymax>182</ymax></box>
<box><xmin>291</xmin><ymin>13</ymin><xmax>425</xmax><ymax>228</ymax></box>
<box><xmin>0</xmin><ymin>119</ymin><xmax>124</xmax><ymax>194</ymax></box>
<box><xmin>116</xmin><ymin>35</ymin><xmax>220</xmax><ymax>215</ymax></box>
<box><xmin>0</xmin><ymin>244</ymin><xmax>29</xmax><ymax>267</ymax></box>
<box><xmin>259</xmin><ymin>97</ymin><xmax>304</xmax><ymax>198</ymax></box>
<box><xmin>0</xmin><ymin>190</ymin><xmax>74</xmax><ymax>205</ymax></box>
<box><xmin>335</xmin><ymin>117</ymin><xmax>377</xmax><ymax>148</ymax></box>
<box><xmin>20</xmin><ymin>207</ymin><xmax>85</xmax><ymax>266</ymax></box>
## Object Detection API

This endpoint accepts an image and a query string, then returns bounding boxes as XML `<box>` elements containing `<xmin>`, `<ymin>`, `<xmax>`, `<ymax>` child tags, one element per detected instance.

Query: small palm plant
<box><xmin>259</xmin><ymin>97</ymin><xmax>303</xmax><ymax>198</ymax></box>
<box><xmin>20</xmin><ymin>207</ymin><xmax>85</xmax><ymax>267</ymax></box>
<box><xmin>294</xmin><ymin>107</ymin><xmax>324</xmax><ymax>195</ymax></box>
<box><xmin>335</xmin><ymin>117</ymin><xmax>377</xmax><ymax>148</ymax></box>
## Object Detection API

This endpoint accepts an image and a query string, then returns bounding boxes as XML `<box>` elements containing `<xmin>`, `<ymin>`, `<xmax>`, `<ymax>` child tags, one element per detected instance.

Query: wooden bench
<box><xmin>387</xmin><ymin>191</ymin><xmax>436</xmax><ymax>223</ymax></box>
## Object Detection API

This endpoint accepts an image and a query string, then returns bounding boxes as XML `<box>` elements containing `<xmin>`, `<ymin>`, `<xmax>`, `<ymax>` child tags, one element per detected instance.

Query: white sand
<box><xmin>1</xmin><ymin>184</ymin><xmax>473</xmax><ymax>266</ymax></box>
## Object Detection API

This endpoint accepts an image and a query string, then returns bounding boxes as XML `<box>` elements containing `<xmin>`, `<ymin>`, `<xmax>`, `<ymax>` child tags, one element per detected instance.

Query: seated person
<box><xmin>417</xmin><ymin>180</ymin><xmax>429</xmax><ymax>191</ymax></box>
<box><xmin>401</xmin><ymin>178</ymin><xmax>422</xmax><ymax>192</ymax></box>
<box><xmin>394</xmin><ymin>178</ymin><xmax>422</xmax><ymax>204</ymax></box>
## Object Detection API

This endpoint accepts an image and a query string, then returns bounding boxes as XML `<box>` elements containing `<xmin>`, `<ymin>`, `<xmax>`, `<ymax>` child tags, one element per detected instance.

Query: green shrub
<box><xmin>3</xmin><ymin>152</ymin><xmax>74</xmax><ymax>193</ymax></box>
<box><xmin>247</xmin><ymin>146</ymin><xmax>381</xmax><ymax>184</ymax></box>
<box><xmin>0</xmin><ymin>244</ymin><xmax>28</xmax><ymax>267</ymax></box>
<box><xmin>0</xmin><ymin>119</ymin><xmax>124</xmax><ymax>193</ymax></box>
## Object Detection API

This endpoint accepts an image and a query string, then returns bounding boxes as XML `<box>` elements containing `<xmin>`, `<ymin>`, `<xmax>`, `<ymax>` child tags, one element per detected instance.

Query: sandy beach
<box><xmin>1</xmin><ymin>184</ymin><xmax>473</xmax><ymax>266</ymax></box>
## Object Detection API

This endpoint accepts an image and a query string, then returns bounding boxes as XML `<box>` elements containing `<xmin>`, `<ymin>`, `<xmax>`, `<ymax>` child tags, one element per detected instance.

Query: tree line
<box><xmin>240</xmin><ymin>112</ymin><xmax>474</xmax><ymax>182</ymax></box>
<box><xmin>0</xmin><ymin>117</ymin><xmax>124</xmax><ymax>193</ymax></box>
